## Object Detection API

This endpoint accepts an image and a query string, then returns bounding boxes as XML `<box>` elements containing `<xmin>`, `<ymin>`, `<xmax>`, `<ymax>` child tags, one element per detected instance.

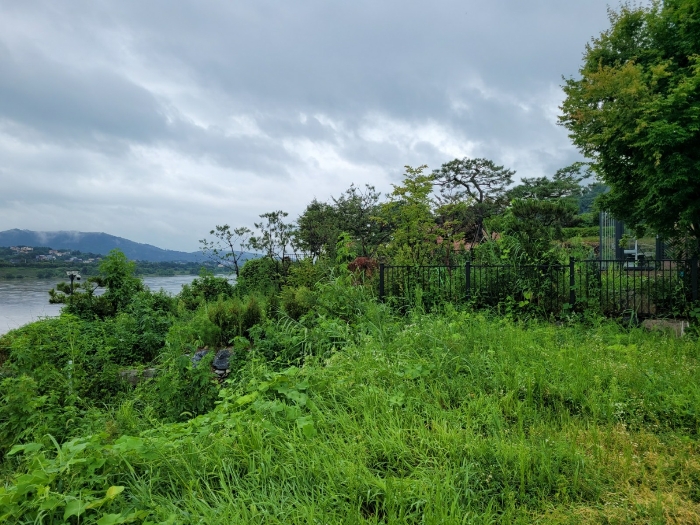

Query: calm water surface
<box><xmin>0</xmin><ymin>275</ymin><xmax>209</xmax><ymax>336</ymax></box>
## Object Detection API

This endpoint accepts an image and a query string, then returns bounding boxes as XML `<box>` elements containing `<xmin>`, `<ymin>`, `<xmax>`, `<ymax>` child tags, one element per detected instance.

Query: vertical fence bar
<box><xmin>379</xmin><ymin>263</ymin><xmax>385</xmax><ymax>302</ymax></box>
<box><xmin>569</xmin><ymin>257</ymin><xmax>575</xmax><ymax>308</ymax></box>
<box><xmin>692</xmin><ymin>257</ymin><xmax>698</xmax><ymax>302</ymax></box>
<box><xmin>465</xmin><ymin>261</ymin><xmax>471</xmax><ymax>302</ymax></box>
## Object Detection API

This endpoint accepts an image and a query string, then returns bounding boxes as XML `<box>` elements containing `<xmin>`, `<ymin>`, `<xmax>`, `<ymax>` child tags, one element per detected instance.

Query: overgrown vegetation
<box><xmin>0</xmin><ymin>238</ymin><xmax>699</xmax><ymax>523</ymax></box>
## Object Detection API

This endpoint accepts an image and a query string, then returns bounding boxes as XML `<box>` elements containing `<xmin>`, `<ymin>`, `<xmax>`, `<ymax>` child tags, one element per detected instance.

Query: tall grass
<box><xmin>2</xmin><ymin>313</ymin><xmax>699</xmax><ymax>523</ymax></box>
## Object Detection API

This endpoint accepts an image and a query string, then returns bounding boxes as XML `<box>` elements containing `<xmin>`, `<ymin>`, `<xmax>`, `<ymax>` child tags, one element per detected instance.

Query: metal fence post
<box><xmin>692</xmin><ymin>257</ymin><xmax>698</xmax><ymax>302</ymax></box>
<box><xmin>569</xmin><ymin>257</ymin><xmax>576</xmax><ymax>306</ymax></box>
<box><xmin>465</xmin><ymin>261</ymin><xmax>471</xmax><ymax>302</ymax></box>
<box><xmin>379</xmin><ymin>263</ymin><xmax>385</xmax><ymax>302</ymax></box>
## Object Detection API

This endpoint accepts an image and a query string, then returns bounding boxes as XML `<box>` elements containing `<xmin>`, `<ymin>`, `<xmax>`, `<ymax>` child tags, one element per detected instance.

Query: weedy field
<box><xmin>2</xmin><ymin>305</ymin><xmax>699</xmax><ymax>524</ymax></box>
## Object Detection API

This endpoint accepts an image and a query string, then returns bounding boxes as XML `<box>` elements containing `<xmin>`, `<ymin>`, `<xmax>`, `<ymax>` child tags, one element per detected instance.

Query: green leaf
<box><xmin>105</xmin><ymin>486</ymin><xmax>125</xmax><ymax>500</ymax></box>
<box><xmin>113</xmin><ymin>436</ymin><xmax>145</xmax><ymax>452</ymax></box>
<box><xmin>97</xmin><ymin>513</ymin><xmax>127</xmax><ymax>525</ymax></box>
<box><xmin>285</xmin><ymin>390</ymin><xmax>308</xmax><ymax>406</ymax></box>
<box><xmin>85</xmin><ymin>486</ymin><xmax>124</xmax><ymax>510</ymax></box>
<box><xmin>296</xmin><ymin>416</ymin><xmax>316</xmax><ymax>438</ymax></box>
<box><xmin>64</xmin><ymin>499</ymin><xmax>87</xmax><ymax>520</ymax></box>
<box><xmin>7</xmin><ymin>442</ymin><xmax>43</xmax><ymax>456</ymax></box>
<box><xmin>235</xmin><ymin>392</ymin><xmax>259</xmax><ymax>406</ymax></box>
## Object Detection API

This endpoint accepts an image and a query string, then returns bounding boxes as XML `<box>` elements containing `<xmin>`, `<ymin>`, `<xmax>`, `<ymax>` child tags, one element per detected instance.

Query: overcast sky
<box><xmin>0</xmin><ymin>1</ymin><xmax>623</xmax><ymax>252</ymax></box>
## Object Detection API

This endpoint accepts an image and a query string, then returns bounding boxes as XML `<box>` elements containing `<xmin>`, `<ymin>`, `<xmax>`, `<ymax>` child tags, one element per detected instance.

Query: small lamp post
<box><xmin>66</xmin><ymin>270</ymin><xmax>81</xmax><ymax>294</ymax></box>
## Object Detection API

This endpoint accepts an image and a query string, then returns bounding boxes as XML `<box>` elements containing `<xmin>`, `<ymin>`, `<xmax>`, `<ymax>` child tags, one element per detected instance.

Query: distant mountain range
<box><xmin>0</xmin><ymin>229</ymin><xmax>255</xmax><ymax>263</ymax></box>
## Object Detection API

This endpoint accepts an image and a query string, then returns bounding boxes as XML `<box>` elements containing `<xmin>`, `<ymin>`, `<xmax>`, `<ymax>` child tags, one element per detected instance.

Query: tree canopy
<box><xmin>200</xmin><ymin>224</ymin><xmax>252</xmax><ymax>278</ymax></box>
<box><xmin>432</xmin><ymin>157</ymin><xmax>515</xmax><ymax>244</ymax></box>
<box><xmin>560</xmin><ymin>0</ymin><xmax>700</xmax><ymax>245</ymax></box>
<box><xmin>507</xmin><ymin>162</ymin><xmax>589</xmax><ymax>203</ymax></box>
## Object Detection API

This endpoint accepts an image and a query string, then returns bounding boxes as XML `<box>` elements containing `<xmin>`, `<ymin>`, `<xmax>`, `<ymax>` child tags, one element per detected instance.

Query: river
<box><xmin>0</xmin><ymin>275</ymin><xmax>218</xmax><ymax>336</ymax></box>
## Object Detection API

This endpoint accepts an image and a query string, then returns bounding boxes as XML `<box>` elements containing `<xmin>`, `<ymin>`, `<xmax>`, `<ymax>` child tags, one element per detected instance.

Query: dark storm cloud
<box><xmin>0</xmin><ymin>0</ymin><xmax>625</xmax><ymax>250</ymax></box>
<box><xmin>0</xmin><ymin>44</ymin><xmax>166</xmax><ymax>146</ymax></box>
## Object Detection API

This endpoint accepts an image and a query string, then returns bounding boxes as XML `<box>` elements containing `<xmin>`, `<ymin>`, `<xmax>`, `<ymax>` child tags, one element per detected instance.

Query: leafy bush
<box><xmin>107</xmin><ymin>290</ymin><xmax>175</xmax><ymax>365</ymax></box>
<box><xmin>0</xmin><ymin>318</ymin><xmax>129</xmax><ymax>448</ymax></box>
<box><xmin>141</xmin><ymin>353</ymin><xmax>219</xmax><ymax>422</ymax></box>
<box><xmin>178</xmin><ymin>272</ymin><xmax>235</xmax><ymax>309</ymax></box>
<box><xmin>165</xmin><ymin>310</ymin><xmax>221</xmax><ymax>352</ymax></box>
<box><xmin>236</xmin><ymin>257</ymin><xmax>279</xmax><ymax>296</ymax></box>
<box><xmin>242</xmin><ymin>295</ymin><xmax>264</xmax><ymax>336</ymax></box>
<box><xmin>280</xmin><ymin>286</ymin><xmax>316</xmax><ymax>321</ymax></box>
<box><xmin>284</xmin><ymin>257</ymin><xmax>328</xmax><ymax>288</ymax></box>
<box><xmin>0</xmin><ymin>376</ymin><xmax>46</xmax><ymax>455</ymax></box>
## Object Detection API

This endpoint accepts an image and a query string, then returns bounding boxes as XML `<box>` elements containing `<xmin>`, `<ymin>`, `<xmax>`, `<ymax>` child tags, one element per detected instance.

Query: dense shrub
<box><xmin>166</xmin><ymin>310</ymin><xmax>221</xmax><ymax>351</ymax></box>
<box><xmin>140</xmin><ymin>353</ymin><xmax>219</xmax><ymax>422</ymax></box>
<box><xmin>0</xmin><ymin>376</ymin><xmax>46</xmax><ymax>455</ymax></box>
<box><xmin>178</xmin><ymin>272</ymin><xmax>235</xmax><ymax>309</ymax></box>
<box><xmin>0</xmin><ymin>317</ymin><xmax>128</xmax><ymax>449</ymax></box>
<box><xmin>205</xmin><ymin>295</ymin><xmax>266</xmax><ymax>345</ymax></box>
<box><xmin>236</xmin><ymin>257</ymin><xmax>279</xmax><ymax>296</ymax></box>
<box><xmin>284</xmin><ymin>257</ymin><xmax>328</xmax><ymax>288</ymax></box>
<box><xmin>207</xmin><ymin>297</ymin><xmax>244</xmax><ymax>345</ymax></box>
<box><xmin>107</xmin><ymin>290</ymin><xmax>175</xmax><ymax>365</ymax></box>
<box><xmin>242</xmin><ymin>296</ymin><xmax>264</xmax><ymax>336</ymax></box>
<box><xmin>280</xmin><ymin>286</ymin><xmax>316</xmax><ymax>321</ymax></box>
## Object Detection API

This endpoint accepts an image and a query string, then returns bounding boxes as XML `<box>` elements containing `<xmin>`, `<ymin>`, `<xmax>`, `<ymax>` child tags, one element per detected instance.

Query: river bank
<box><xmin>0</xmin><ymin>275</ymin><xmax>233</xmax><ymax>335</ymax></box>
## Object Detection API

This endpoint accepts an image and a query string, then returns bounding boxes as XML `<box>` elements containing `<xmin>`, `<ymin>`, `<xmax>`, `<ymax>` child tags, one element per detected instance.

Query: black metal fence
<box><xmin>378</xmin><ymin>258</ymin><xmax>700</xmax><ymax>318</ymax></box>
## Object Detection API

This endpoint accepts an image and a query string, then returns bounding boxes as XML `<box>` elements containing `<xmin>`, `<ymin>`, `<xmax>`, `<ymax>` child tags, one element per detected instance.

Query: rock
<box><xmin>641</xmin><ymin>319</ymin><xmax>688</xmax><ymax>338</ymax></box>
<box><xmin>119</xmin><ymin>368</ymin><xmax>158</xmax><ymax>386</ymax></box>
<box><xmin>191</xmin><ymin>349</ymin><xmax>210</xmax><ymax>367</ymax></box>
<box><xmin>212</xmin><ymin>349</ymin><xmax>232</xmax><ymax>370</ymax></box>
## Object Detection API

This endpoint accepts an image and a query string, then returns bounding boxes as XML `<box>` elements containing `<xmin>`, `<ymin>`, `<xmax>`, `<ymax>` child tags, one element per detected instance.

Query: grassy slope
<box><xmin>2</xmin><ymin>312</ymin><xmax>700</xmax><ymax>524</ymax></box>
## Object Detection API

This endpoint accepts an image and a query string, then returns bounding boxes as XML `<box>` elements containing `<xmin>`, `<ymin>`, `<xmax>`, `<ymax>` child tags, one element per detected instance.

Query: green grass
<box><xmin>2</xmin><ymin>311</ymin><xmax>699</xmax><ymax>524</ymax></box>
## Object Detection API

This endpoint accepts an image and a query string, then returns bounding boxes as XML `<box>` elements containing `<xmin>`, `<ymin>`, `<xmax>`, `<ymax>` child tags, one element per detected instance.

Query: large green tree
<box><xmin>432</xmin><ymin>157</ymin><xmax>515</xmax><ymax>244</ymax></box>
<box><xmin>560</xmin><ymin>0</ymin><xmax>700</xmax><ymax>245</ymax></box>
<box><xmin>331</xmin><ymin>184</ymin><xmax>388</xmax><ymax>257</ymax></box>
<box><xmin>295</xmin><ymin>199</ymin><xmax>339</xmax><ymax>258</ymax></box>
<box><xmin>380</xmin><ymin>166</ymin><xmax>437</xmax><ymax>265</ymax></box>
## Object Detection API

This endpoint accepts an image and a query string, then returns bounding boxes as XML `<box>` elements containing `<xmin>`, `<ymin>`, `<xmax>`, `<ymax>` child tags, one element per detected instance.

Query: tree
<box><xmin>432</xmin><ymin>157</ymin><xmax>515</xmax><ymax>244</ymax></box>
<box><xmin>380</xmin><ymin>165</ymin><xmax>438</xmax><ymax>265</ymax></box>
<box><xmin>578</xmin><ymin>182</ymin><xmax>609</xmax><ymax>214</ymax></box>
<box><xmin>332</xmin><ymin>184</ymin><xmax>388</xmax><ymax>257</ymax></box>
<box><xmin>249</xmin><ymin>211</ymin><xmax>296</xmax><ymax>260</ymax></box>
<box><xmin>200</xmin><ymin>225</ymin><xmax>252</xmax><ymax>278</ymax></box>
<box><xmin>433</xmin><ymin>157</ymin><xmax>515</xmax><ymax>204</ymax></box>
<box><xmin>560</xmin><ymin>0</ymin><xmax>700</xmax><ymax>246</ymax></box>
<box><xmin>47</xmin><ymin>249</ymin><xmax>142</xmax><ymax>318</ymax></box>
<box><xmin>295</xmin><ymin>199</ymin><xmax>339</xmax><ymax>258</ymax></box>
<box><xmin>507</xmin><ymin>162</ymin><xmax>589</xmax><ymax>203</ymax></box>
<box><xmin>501</xmin><ymin>199</ymin><xmax>579</xmax><ymax>262</ymax></box>
<box><xmin>99</xmin><ymin>249</ymin><xmax>144</xmax><ymax>313</ymax></box>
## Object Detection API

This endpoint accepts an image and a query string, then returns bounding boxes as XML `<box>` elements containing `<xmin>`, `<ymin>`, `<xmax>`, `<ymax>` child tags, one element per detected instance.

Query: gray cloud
<box><xmin>0</xmin><ymin>0</ymin><xmax>625</xmax><ymax>251</ymax></box>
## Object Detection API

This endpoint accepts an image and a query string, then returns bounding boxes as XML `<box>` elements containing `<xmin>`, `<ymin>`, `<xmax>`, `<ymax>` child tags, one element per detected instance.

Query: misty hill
<box><xmin>0</xmin><ymin>229</ymin><xmax>249</xmax><ymax>263</ymax></box>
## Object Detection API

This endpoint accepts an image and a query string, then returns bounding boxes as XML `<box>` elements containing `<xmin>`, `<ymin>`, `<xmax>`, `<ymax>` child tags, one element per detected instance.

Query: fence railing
<box><xmin>378</xmin><ymin>258</ymin><xmax>699</xmax><ymax>318</ymax></box>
